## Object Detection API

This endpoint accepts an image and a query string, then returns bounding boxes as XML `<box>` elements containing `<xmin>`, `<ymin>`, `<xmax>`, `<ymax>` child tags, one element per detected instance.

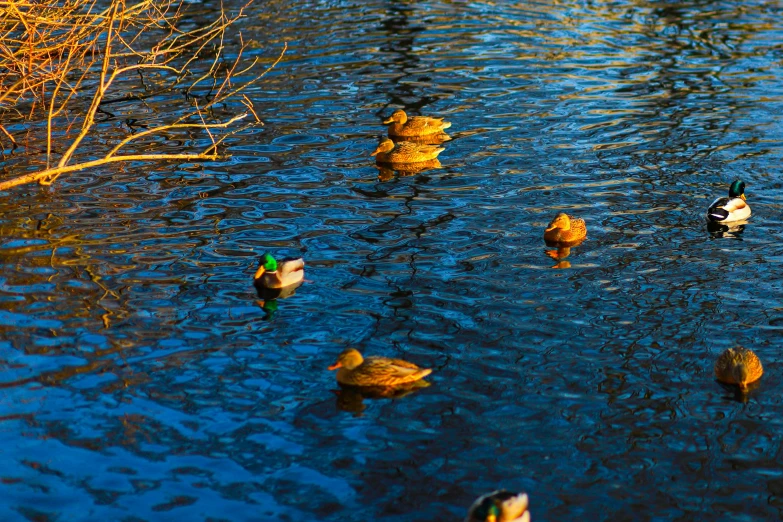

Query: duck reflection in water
<box><xmin>255</xmin><ymin>280</ymin><xmax>303</xmax><ymax>319</ymax></box>
<box><xmin>333</xmin><ymin>380</ymin><xmax>431</xmax><ymax>415</ymax></box>
<box><xmin>707</xmin><ymin>219</ymin><xmax>747</xmax><ymax>239</ymax></box>
<box><xmin>544</xmin><ymin>244</ymin><xmax>581</xmax><ymax>269</ymax></box>
<box><xmin>376</xmin><ymin>158</ymin><xmax>441</xmax><ymax>181</ymax></box>
<box><xmin>716</xmin><ymin>379</ymin><xmax>761</xmax><ymax>403</ymax></box>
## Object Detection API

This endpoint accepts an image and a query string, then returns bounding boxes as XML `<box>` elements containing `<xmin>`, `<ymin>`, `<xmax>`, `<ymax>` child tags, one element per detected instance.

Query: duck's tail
<box><xmin>707</xmin><ymin>208</ymin><xmax>729</xmax><ymax>222</ymax></box>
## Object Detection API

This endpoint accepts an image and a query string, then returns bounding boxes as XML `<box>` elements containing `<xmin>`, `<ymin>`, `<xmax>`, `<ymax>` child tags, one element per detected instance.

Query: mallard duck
<box><xmin>543</xmin><ymin>213</ymin><xmax>586</xmax><ymax>244</ymax></box>
<box><xmin>253</xmin><ymin>253</ymin><xmax>304</xmax><ymax>289</ymax></box>
<box><xmin>715</xmin><ymin>347</ymin><xmax>763</xmax><ymax>391</ymax></box>
<box><xmin>383</xmin><ymin>109</ymin><xmax>451</xmax><ymax>137</ymax></box>
<box><xmin>465</xmin><ymin>490</ymin><xmax>530</xmax><ymax>522</ymax></box>
<box><xmin>707</xmin><ymin>179</ymin><xmax>750</xmax><ymax>223</ymax></box>
<box><xmin>371</xmin><ymin>137</ymin><xmax>444</xmax><ymax>164</ymax></box>
<box><xmin>327</xmin><ymin>348</ymin><xmax>432</xmax><ymax>387</ymax></box>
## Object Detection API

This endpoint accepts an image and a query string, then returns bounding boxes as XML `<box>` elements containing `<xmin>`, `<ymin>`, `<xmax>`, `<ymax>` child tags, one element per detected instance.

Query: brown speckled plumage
<box><xmin>328</xmin><ymin>348</ymin><xmax>432</xmax><ymax>387</ymax></box>
<box><xmin>383</xmin><ymin>109</ymin><xmax>452</xmax><ymax>137</ymax></box>
<box><xmin>371</xmin><ymin>137</ymin><xmax>444</xmax><ymax>164</ymax></box>
<box><xmin>715</xmin><ymin>347</ymin><xmax>763</xmax><ymax>390</ymax></box>
<box><xmin>543</xmin><ymin>213</ymin><xmax>587</xmax><ymax>244</ymax></box>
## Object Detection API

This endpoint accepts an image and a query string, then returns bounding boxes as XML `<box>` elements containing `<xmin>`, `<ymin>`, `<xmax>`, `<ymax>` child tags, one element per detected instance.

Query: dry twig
<box><xmin>0</xmin><ymin>0</ymin><xmax>285</xmax><ymax>190</ymax></box>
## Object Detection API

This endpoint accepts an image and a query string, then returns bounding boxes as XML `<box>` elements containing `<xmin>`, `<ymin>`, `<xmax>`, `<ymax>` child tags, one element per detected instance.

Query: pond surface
<box><xmin>3</xmin><ymin>0</ymin><xmax>783</xmax><ymax>520</ymax></box>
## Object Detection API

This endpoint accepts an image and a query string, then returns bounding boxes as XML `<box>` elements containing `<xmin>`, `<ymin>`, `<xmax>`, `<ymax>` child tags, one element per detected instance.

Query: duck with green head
<box><xmin>707</xmin><ymin>179</ymin><xmax>750</xmax><ymax>223</ymax></box>
<box><xmin>465</xmin><ymin>490</ymin><xmax>530</xmax><ymax>522</ymax></box>
<box><xmin>253</xmin><ymin>253</ymin><xmax>304</xmax><ymax>289</ymax></box>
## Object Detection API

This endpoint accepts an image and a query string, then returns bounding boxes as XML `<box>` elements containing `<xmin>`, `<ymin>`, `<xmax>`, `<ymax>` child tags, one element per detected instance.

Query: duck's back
<box><xmin>707</xmin><ymin>196</ymin><xmax>750</xmax><ymax>222</ymax></box>
<box><xmin>386</xmin><ymin>141</ymin><xmax>444</xmax><ymax>163</ymax></box>
<box><xmin>389</xmin><ymin>116</ymin><xmax>451</xmax><ymax>137</ymax></box>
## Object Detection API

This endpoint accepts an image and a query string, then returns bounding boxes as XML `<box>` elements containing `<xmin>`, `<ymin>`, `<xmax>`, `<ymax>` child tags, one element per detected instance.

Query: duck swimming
<box><xmin>714</xmin><ymin>347</ymin><xmax>763</xmax><ymax>391</ymax></box>
<box><xmin>465</xmin><ymin>490</ymin><xmax>530</xmax><ymax>522</ymax></box>
<box><xmin>707</xmin><ymin>179</ymin><xmax>750</xmax><ymax>223</ymax></box>
<box><xmin>543</xmin><ymin>213</ymin><xmax>586</xmax><ymax>245</ymax></box>
<box><xmin>327</xmin><ymin>348</ymin><xmax>432</xmax><ymax>387</ymax></box>
<box><xmin>383</xmin><ymin>109</ymin><xmax>452</xmax><ymax>138</ymax></box>
<box><xmin>253</xmin><ymin>253</ymin><xmax>304</xmax><ymax>289</ymax></box>
<box><xmin>371</xmin><ymin>137</ymin><xmax>445</xmax><ymax>164</ymax></box>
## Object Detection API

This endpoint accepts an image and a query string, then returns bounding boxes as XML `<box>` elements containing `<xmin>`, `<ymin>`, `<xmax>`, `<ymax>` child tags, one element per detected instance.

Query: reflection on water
<box><xmin>376</xmin><ymin>158</ymin><xmax>442</xmax><ymax>181</ymax></box>
<box><xmin>3</xmin><ymin>0</ymin><xmax>783</xmax><ymax>520</ymax></box>
<box><xmin>333</xmin><ymin>381</ymin><xmax>431</xmax><ymax>416</ymax></box>
<box><xmin>544</xmin><ymin>244</ymin><xmax>581</xmax><ymax>270</ymax></box>
<box><xmin>707</xmin><ymin>219</ymin><xmax>748</xmax><ymax>239</ymax></box>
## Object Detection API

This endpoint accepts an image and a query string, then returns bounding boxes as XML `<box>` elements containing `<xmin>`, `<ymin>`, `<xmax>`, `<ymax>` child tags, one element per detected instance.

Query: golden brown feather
<box><xmin>715</xmin><ymin>347</ymin><xmax>763</xmax><ymax>391</ymax></box>
<box><xmin>543</xmin><ymin>213</ymin><xmax>587</xmax><ymax>245</ymax></box>
<box><xmin>327</xmin><ymin>348</ymin><xmax>432</xmax><ymax>387</ymax></box>
<box><xmin>371</xmin><ymin>137</ymin><xmax>444</xmax><ymax>164</ymax></box>
<box><xmin>383</xmin><ymin>109</ymin><xmax>452</xmax><ymax>137</ymax></box>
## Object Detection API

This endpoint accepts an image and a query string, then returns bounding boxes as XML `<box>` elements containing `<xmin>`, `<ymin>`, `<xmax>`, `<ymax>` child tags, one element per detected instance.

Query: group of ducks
<box><xmin>251</xmin><ymin>111</ymin><xmax>762</xmax><ymax>521</ymax></box>
<box><xmin>371</xmin><ymin>109</ymin><xmax>451</xmax><ymax>170</ymax></box>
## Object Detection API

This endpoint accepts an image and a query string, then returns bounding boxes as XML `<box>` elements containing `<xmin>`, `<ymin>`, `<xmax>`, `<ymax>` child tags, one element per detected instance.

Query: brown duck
<box><xmin>543</xmin><ymin>213</ymin><xmax>587</xmax><ymax>245</ymax></box>
<box><xmin>371</xmin><ymin>137</ymin><xmax>444</xmax><ymax>164</ymax></box>
<box><xmin>327</xmin><ymin>348</ymin><xmax>432</xmax><ymax>387</ymax></box>
<box><xmin>384</xmin><ymin>109</ymin><xmax>451</xmax><ymax>137</ymax></box>
<box><xmin>715</xmin><ymin>347</ymin><xmax>763</xmax><ymax>391</ymax></box>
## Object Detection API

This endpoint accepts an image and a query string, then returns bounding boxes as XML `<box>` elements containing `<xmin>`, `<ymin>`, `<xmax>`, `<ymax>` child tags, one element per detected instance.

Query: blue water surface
<box><xmin>2</xmin><ymin>0</ymin><xmax>783</xmax><ymax>520</ymax></box>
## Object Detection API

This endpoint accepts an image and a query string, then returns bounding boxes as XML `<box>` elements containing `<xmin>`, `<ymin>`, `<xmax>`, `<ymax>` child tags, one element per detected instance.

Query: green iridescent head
<box><xmin>729</xmin><ymin>179</ymin><xmax>746</xmax><ymax>198</ymax></box>
<box><xmin>471</xmin><ymin>499</ymin><xmax>501</xmax><ymax>522</ymax></box>
<box><xmin>260</xmin><ymin>253</ymin><xmax>278</xmax><ymax>272</ymax></box>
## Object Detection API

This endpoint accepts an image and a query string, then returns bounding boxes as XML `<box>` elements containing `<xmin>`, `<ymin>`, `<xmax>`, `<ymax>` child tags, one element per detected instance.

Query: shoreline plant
<box><xmin>0</xmin><ymin>0</ymin><xmax>283</xmax><ymax>190</ymax></box>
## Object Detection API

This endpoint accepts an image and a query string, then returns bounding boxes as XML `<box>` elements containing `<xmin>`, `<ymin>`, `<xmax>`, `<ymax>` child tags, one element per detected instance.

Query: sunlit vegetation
<box><xmin>0</xmin><ymin>0</ymin><xmax>284</xmax><ymax>189</ymax></box>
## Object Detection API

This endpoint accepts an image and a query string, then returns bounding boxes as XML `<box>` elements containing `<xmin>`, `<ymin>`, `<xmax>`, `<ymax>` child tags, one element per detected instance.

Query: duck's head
<box><xmin>729</xmin><ymin>179</ymin><xmax>746</xmax><ymax>201</ymax></box>
<box><xmin>383</xmin><ymin>109</ymin><xmax>407</xmax><ymax>125</ymax></box>
<box><xmin>328</xmin><ymin>348</ymin><xmax>364</xmax><ymax>371</ymax></box>
<box><xmin>734</xmin><ymin>362</ymin><xmax>750</xmax><ymax>391</ymax></box>
<box><xmin>545</xmin><ymin>212</ymin><xmax>572</xmax><ymax>232</ymax></box>
<box><xmin>253</xmin><ymin>253</ymin><xmax>278</xmax><ymax>280</ymax></box>
<box><xmin>466</xmin><ymin>490</ymin><xmax>530</xmax><ymax>522</ymax></box>
<box><xmin>371</xmin><ymin>137</ymin><xmax>395</xmax><ymax>156</ymax></box>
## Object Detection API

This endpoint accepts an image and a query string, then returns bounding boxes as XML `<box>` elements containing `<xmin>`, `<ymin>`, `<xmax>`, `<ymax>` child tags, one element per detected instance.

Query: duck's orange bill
<box><xmin>253</xmin><ymin>266</ymin><xmax>266</xmax><ymax>279</ymax></box>
<box><xmin>740</xmin><ymin>194</ymin><xmax>747</xmax><ymax>201</ymax></box>
<box><xmin>327</xmin><ymin>362</ymin><xmax>342</xmax><ymax>370</ymax></box>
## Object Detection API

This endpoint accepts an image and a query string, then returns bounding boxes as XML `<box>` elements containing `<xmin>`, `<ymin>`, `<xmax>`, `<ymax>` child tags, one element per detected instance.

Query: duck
<box><xmin>706</xmin><ymin>179</ymin><xmax>750</xmax><ymax>223</ymax></box>
<box><xmin>543</xmin><ymin>213</ymin><xmax>586</xmax><ymax>245</ymax></box>
<box><xmin>371</xmin><ymin>137</ymin><xmax>445</xmax><ymax>164</ymax></box>
<box><xmin>327</xmin><ymin>348</ymin><xmax>432</xmax><ymax>387</ymax></box>
<box><xmin>465</xmin><ymin>490</ymin><xmax>530</xmax><ymax>522</ymax></box>
<box><xmin>383</xmin><ymin>109</ymin><xmax>451</xmax><ymax>138</ymax></box>
<box><xmin>714</xmin><ymin>347</ymin><xmax>763</xmax><ymax>391</ymax></box>
<box><xmin>253</xmin><ymin>253</ymin><xmax>304</xmax><ymax>289</ymax></box>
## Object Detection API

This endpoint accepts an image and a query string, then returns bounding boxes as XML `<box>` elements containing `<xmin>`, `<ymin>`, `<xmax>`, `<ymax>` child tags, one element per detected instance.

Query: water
<box><xmin>3</xmin><ymin>0</ymin><xmax>783</xmax><ymax>519</ymax></box>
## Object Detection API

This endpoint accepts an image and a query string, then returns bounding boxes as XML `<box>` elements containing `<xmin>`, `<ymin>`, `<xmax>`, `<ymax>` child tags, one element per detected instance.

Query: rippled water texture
<box><xmin>4</xmin><ymin>0</ymin><xmax>783</xmax><ymax>519</ymax></box>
